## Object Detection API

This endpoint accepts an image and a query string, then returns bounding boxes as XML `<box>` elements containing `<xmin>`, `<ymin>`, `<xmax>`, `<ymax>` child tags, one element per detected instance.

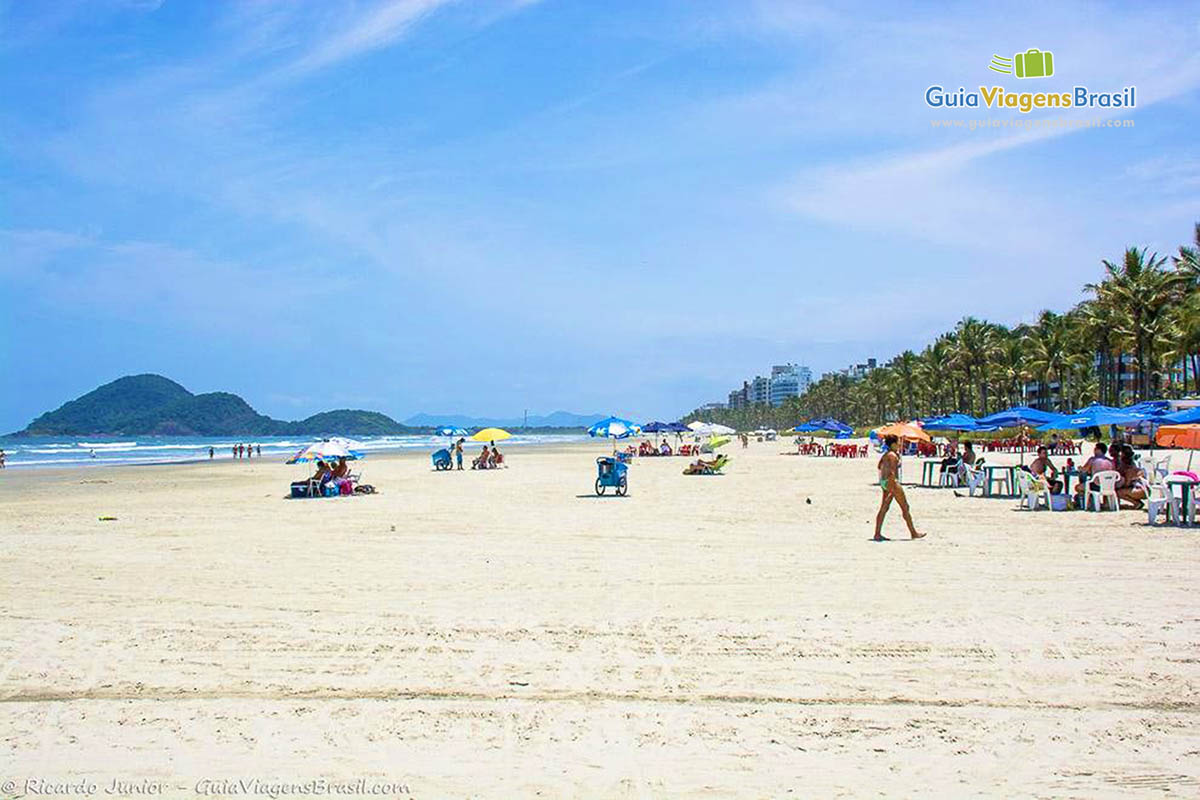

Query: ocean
<box><xmin>0</xmin><ymin>433</ymin><xmax>591</xmax><ymax>469</ymax></box>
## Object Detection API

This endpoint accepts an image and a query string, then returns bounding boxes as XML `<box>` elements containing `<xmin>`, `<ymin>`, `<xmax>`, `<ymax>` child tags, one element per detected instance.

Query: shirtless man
<box><xmin>874</xmin><ymin>434</ymin><xmax>925</xmax><ymax>541</ymax></box>
<box><xmin>1027</xmin><ymin>446</ymin><xmax>1062</xmax><ymax>493</ymax></box>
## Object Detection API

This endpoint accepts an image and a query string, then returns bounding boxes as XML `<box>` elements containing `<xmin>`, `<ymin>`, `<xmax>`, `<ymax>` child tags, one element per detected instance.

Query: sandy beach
<box><xmin>2</xmin><ymin>440</ymin><xmax>1198</xmax><ymax>798</ymax></box>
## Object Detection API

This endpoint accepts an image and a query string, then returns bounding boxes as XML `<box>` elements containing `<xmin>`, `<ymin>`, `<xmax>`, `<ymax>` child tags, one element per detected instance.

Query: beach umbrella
<box><xmin>287</xmin><ymin>437</ymin><xmax>364</xmax><ymax>464</ymax></box>
<box><xmin>1156</xmin><ymin>424</ymin><xmax>1200</xmax><ymax>470</ymax></box>
<box><xmin>708</xmin><ymin>435</ymin><xmax>731</xmax><ymax>450</ymax></box>
<box><xmin>437</xmin><ymin>426</ymin><xmax>467</xmax><ymax>437</ymax></box>
<box><xmin>1074</xmin><ymin>402</ymin><xmax>1121</xmax><ymax>414</ymax></box>
<box><xmin>688</xmin><ymin>421</ymin><xmax>715</xmax><ymax>435</ymax></box>
<box><xmin>874</xmin><ymin>422</ymin><xmax>931</xmax><ymax>443</ymax></box>
<box><xmin>587</xmin><ymin>416</ymin><xmax>639</xmax><ymax>440</ymax></box>
<box><xmin>709</xmin><ymin>423</ymin><xmax>735</xmax><ymax>436</ymax></box>
<box><xmin>976</xmin><ymin>406</ymin><xmax>1059</xmax><ymax>428</ymax></box>
<box><xmin>1162</xmin><ymin>406</ymin><xmax>1200</xmax><ymax>424</ymax></box>
<box><xmin>1035</xmin><ymin>406</ymin><xmax>1155</xmax><ymax>431</ymax></box>
<box><xmin>641</xmin><ymin>421</ymin><xmax>672</xmax><ymax>433</ymax></box>
<box><xmin>472</xmin><ymin>427</ymin><xmax>512</xmax><ymax>442</ymax></box>
<box><xmin>793</xmin><ymin>418</ymin><xmax>853</xmax><ymax>435</ymax></box>
<box><xmin>1121</xmin><ymin>400</ymin><xmax>1170</xmax><ymax>416</ymax></box>
<box><xmin>920</xmin><ymin>413</ymin><xmax>985</xmax><ymax>432</ymax></box>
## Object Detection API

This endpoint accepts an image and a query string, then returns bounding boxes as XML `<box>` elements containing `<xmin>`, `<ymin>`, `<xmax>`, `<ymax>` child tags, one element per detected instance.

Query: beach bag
<box><xmin>323</xmin><ymin>483</ymin><xmax>339</xmax><ymax>497</ymax></box>
<box><xmin>339</xmin><ymin>480</ymin><xmax>353</xmax><ymax>495</ymax></box>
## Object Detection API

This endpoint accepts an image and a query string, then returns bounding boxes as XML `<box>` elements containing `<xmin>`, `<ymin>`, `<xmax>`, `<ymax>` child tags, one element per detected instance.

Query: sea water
<box><xmin>0</xmin><ymin>433</ymin><xmax>590</xmax><ymax>469</ymax></box>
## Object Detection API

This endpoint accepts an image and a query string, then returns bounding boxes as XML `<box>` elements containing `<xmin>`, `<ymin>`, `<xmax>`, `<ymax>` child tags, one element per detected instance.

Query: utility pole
<box><xmin>523</xmin><ymin>409</ymin><xmax>528</xmax><ymax>429</ymax></box>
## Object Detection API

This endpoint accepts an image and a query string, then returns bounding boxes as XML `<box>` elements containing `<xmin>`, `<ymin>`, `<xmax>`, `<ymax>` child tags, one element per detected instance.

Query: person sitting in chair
<box><xmin>1114</xmin><ymin>445</ymin><xmax>1146</xmax><ymax>510</ymax></box>
<box><xmin>1074</xmin><ymin>442</ymin><xmax>1115</xmax><ymax>506</ymax></box>
<box><xmin>472</xmin><ymin>446</ymin><xmax>490</xmax><ymax>470</ymax></box>
<box><xmin>938</xmin><ymin>441</ymin><xmax>961</xmax><ymax>479</ymax></box>
<box><xmin>1026</xmin><ymin>446</ymin><xmax>1062</xmax><ymax>494</ymax></box>
<box><xmin>490</xmin><ymin>445</ymin><xmax>503</xmax><ymax>468</ymax></box>
<box><xmin>311</xmin><ymin>460</ymin><xmax>333</xmax><ymax>495</ymax></box>
<box><xmin>660</xmin><ymin>439</ymin><xmax>672</xmax><ymax>456</ymax></box>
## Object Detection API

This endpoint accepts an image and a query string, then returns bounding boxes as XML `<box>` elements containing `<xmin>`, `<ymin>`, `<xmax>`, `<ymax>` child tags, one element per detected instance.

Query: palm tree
<box><xmin>1087</xmin><ymin>247</ymin><xmax>1178</xmax><ymax>401</ymax></box>
<box><xmin>949</xmin><ymin>317</ymin><xmax>999</xmax><ymax>415</ymax></box>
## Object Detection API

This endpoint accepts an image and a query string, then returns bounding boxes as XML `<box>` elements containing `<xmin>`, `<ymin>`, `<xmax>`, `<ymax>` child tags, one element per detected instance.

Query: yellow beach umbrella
<box><xmin>472</xmin><ymin>427</ymin><xmax>512</xmax><ymax>442</ymax></box>
<box><xmin>708</xmin><ymin>435</ymin><xmax>731</xmax><ymax>450</ymax></box>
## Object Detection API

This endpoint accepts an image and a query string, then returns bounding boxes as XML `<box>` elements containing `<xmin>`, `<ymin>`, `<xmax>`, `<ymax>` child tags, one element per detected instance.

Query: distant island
<box><xmin>12</xmin><ymin>374</ymin><xmax>602</xmax><ymax>437</ymax></box>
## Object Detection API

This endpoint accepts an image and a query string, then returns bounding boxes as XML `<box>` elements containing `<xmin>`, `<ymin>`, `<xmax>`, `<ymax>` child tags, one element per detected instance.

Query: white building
<box><xmin>768</xmin><ymin>363</ymin><xmax>812</xmax><ymax>407</ymax></box>
<box><xmin>749</xmin><ymin>375</ymin><xmax>770</xmax><ymax>405</ymax></box>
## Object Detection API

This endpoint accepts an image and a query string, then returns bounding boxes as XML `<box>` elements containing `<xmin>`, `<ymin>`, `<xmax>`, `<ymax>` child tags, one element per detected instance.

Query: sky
<box><xmin>2</xmin><ymin>0</ymin><xmax>1199</xmax><ymax>431</ymax></box>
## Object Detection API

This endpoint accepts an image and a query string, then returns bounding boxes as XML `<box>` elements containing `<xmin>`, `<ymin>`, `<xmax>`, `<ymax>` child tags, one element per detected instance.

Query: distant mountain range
<box><xmin>13</xmin><ymin>374</ymin><xmax>602</xmax><ymax>437</ymax></box>
<box><xmin>403</xmin><ymin>411</ymin><xmax>607</xmax><ymax>429</ymax></box>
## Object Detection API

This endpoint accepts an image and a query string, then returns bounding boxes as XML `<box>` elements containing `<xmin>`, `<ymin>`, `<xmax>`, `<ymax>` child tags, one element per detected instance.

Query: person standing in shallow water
<box><xmin>874</xmin><ymin>434</ymin><xmax>925</xmax><ymax>541</ymax></box>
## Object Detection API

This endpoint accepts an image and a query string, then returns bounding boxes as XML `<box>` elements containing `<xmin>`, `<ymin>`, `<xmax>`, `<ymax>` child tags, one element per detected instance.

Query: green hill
<box><xmin>17</xmin><ymin>374</ymin><xmax>415</xmax><ymax>436</ymax></box>
<box><xmin>290</xmin><ymin>410</ymin><xmax>407</xmax><ymax>436</ymax></box>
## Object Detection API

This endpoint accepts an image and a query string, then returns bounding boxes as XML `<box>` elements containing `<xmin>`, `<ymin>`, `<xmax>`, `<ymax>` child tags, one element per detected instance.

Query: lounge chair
<box><xmin>683</xmin><ymin>454</ymin><xmax>728</xmax><ymax>475</ymax></box>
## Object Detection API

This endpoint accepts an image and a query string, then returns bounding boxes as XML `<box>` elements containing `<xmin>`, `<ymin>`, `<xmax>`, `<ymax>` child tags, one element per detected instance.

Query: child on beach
<box><xmin>455</xmin><ymin>439</ymin><xmax>464</xmax><ymax>470</ymax></box>
<box><xmin>874</xmin><ymin>434</ymin><xmax>925</xmax><ymax>542</ymax></box>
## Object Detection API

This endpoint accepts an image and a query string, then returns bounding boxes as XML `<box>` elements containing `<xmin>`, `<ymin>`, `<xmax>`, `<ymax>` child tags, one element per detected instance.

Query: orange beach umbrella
<box><xmin>874</xmin><ymin>421</ymin><xmax>931</xmax><ymax>443</ymax></box>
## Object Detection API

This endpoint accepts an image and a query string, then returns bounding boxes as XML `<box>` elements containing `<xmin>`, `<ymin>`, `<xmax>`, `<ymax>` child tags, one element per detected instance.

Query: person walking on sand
<box><xmin>874</xmin><ymin>434</ymin><xmax>925</xmax><ymax>541</ymax></box>
<box><xmin>256</xmin><ymin>444</ymin><xmax>261</xmax><ymax>457</ymax></box>
<box><xmin>209</xmin><ymin>447</ymin><xmax>214</xmax><ymax>460</ymax></box>
<box><xmin>455</xmin><ymin>438</ymin><xmax>464</xmax><ymax>471</ymax></box>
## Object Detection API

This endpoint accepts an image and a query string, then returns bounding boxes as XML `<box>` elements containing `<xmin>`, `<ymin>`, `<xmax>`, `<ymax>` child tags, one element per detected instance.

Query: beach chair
<box><xmin>1084</xmin><ymin>470</ymin><xmax>1121</xmax><ymax>512</ymax></box>
<box><xmin>1151</xmin><ymin>456</ymin><xmax>1171</xmax><ymax>481</ymax></box>
<box><xmin>1144</xmin><ymin>479</ymin><xmax>1180</xmax><ymax>526</ymax></box>
<box><xmin>1015</xmin><ymin>469</ymin><xmax>1052</xmax><ymax>511</ymax></box>
<box><xmin>683</xmin><ymin>454</ymin><xmax>728</xmax><ymax>475</ymax></box>
<box><xmin>961</xmin><ymin>462</ymin><xmax>987</xmax><ymax>497</ymax></box>
<box><xmin>939</xmin><ymin>458</ymin><xmax>962</xmax><ymax>488</ymax></box>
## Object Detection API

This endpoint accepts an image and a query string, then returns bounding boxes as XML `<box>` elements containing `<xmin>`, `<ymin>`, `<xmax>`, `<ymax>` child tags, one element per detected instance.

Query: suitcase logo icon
<box><xmin>989</xmin><ymin>49</ymin><xmax>1054</xmax><ymax>78</ymax></box>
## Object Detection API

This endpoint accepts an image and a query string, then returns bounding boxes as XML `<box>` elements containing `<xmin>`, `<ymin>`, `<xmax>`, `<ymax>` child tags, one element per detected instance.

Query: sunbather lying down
<box><xmin>683</xmin><ymin>454</ymin><xmax>728</xmax><ymax>475</ymax></box>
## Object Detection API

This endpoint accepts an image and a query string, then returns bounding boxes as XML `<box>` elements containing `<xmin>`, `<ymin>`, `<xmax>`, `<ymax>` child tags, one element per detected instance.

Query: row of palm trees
<box><xmin>685</xmin><ymin>222</ymin><xmax>1199</xmax><ymax>429</ymax></box>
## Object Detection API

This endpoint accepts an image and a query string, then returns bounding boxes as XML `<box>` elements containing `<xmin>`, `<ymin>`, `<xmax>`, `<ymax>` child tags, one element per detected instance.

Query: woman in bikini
<box><xmin>874</xmin><ymin>434</ymin><xmax>925</xmax><ymax>541</ymax></box>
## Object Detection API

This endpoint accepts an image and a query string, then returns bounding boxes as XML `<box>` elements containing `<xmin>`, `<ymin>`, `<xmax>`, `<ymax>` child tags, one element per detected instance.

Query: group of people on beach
<box><xmin>876</xmin><ymin>432</ymin><xmax>1158</xmax><ymax>540</ymax></box>
<box><xmin>472</xmin><ymin>441</ymin><xmax>504</xmax><ymax>469</ymax></box>
<box><xmin>232</xmin><ymin>443</ymin><xmax>259</xmax><ymax>459</ymax></box>
<box><xmin>307</xmin><ymin>457</ymin><xmax>354</xmax><ymax>494</ymax></box>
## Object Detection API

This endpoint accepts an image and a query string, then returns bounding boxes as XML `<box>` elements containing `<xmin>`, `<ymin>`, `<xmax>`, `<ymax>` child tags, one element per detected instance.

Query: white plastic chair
<box><xmin>939</xmin><ymin>458</ymin><xmax>962</xmax><ymax>488</ymax></box>
<box><xmin>1151</xmin><ymin>457</ymin><xmax>1170</xmax><ymax>481</ymax></box>
<box><xmin>1015</xmin><ymin>469</ymin><xmax>1052</xmax><ymax>511</ymax></box>
<box><xmin>1145</xmin><ymin>479</ymin><xmax>1180</xmax><ymax>526</ymax></box>
<box><xmin>1085</xmin><ymin>470</ymin><xmax>1121</xmax><ymax>512</ymax></box>
<box><xmin>961</xmin><ymin>462</ymin><xmax>987</xmax><ymax>497</ymax></box>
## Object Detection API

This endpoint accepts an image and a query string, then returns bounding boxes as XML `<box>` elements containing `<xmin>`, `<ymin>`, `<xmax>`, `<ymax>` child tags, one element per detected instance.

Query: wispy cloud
<box><xmin>278</xmin><ymin>0</ymin><xmax>454</xmax><ymax>78</ymax></box>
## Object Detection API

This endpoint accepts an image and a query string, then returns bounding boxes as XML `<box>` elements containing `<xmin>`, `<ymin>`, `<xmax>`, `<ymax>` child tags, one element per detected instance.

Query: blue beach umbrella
<box><xmin>587</xmin><ymin>416</ymin><xmax>640</xmax><ymax>439</ymax></box>
<box><xmin>975</xmin><ymin>406</ymin><xmax>1059</xmax><ymax>429</ymax></box>
<box><xmin>921</xmin><ymin>413</ymin><xmax>986</xmax><ymax>432</ymax></box>
<box><xmin>1035</xmin><ymin>406</ymin><xmax>1155</xmax><ymax>431</ymax></box>
<box><xmin>1122</xmin><ymin>400</ymin><xmax>1171</xmax><ymax>417</ymax></box>
<box><xmin>1162</xmin><ymin>406</ymin><xmax>1200</xmax><ymax>424</ymax></box>
<box><xmin>793</xmin><ymin>418</ymin><xmax>853</xmax><ymax>435</ymax></box>
<box><xmin>437</xmin><ymin>426</ymin><xmax>468</xmax><ymax>437</ymax></box>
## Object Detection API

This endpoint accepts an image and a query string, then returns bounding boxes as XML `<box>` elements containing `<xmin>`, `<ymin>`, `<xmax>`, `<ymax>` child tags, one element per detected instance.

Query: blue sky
<box><xmin>2</xmin><ymin>0</ymin><xmax>1199</xmax><ymax>431</ymax></box>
